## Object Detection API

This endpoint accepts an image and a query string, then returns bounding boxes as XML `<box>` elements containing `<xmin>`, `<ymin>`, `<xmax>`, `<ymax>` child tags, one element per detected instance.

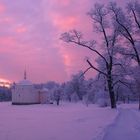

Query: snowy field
<box><xmin>0</xmin><ymin>102</ymin><xmax>140</xmax><ymax>140</ymax></box>
<box><xmin>0</xmin><ymin>102</ymin><xmax>118</xmax><ymax>140</ymax></box>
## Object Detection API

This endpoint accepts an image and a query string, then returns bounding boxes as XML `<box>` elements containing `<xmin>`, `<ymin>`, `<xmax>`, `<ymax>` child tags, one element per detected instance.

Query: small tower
<box><xmin>24</xmin><ymin>70</ymin><xmax>27</xmax><ymax>80</ymax></box>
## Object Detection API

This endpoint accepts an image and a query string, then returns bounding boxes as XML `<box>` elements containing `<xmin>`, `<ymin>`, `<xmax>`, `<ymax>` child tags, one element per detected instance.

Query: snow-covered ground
<box><xmin>0</xmin><ymin>102</ymin><xmax>118</xmax><ymax>140</ymax></box>
<box><xmin>103</xmin><ymin>104</ymin><xmax>140</xmax><ymax>140</ymax></box>
<box><xmin>0</xmin><ymin>102</ymin><xmax>140</xmax><ymax>140</ymax></box>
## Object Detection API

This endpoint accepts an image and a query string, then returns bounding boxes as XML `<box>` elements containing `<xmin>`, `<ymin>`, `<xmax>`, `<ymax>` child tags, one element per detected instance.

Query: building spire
<box><xmin>24</xmin><ymin>69</ymin><xmax>27</xmax><ymax>80</ymax></box>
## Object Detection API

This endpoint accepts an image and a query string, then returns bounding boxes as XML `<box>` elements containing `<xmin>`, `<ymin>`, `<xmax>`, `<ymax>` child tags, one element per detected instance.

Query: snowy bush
<box><xmin>97</xmin><ymin>98</ymin><xmax>109</xmax><ymax>107</ymax></box>
<box><xmin>71</xmin><ymin>92</ymin><xmax>79</xmax><ymax>102</ymax></box>
<box><xmin>95</xmin><ymin>90</ymin><xmax>110</xmax><ymax>107</ymax></box>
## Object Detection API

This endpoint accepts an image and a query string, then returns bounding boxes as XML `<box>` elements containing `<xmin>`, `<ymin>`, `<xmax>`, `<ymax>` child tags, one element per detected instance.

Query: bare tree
<box><xmin>109</xmin><ymin>1</ymin><xmax>140</xmax><ymax>109</ymax></box>
<box><xmin>127</xmin><ymin>1</ymin><xmax>140</xmax><ymax>31</ymax></box>
<box><xmin>109</xmin><ymin>2</ymin><xmax>140</xmax><ymax>65</ymax></box>
<box><xmin>61</xmin><ymin>4</ymin><xmax>124</xmax><ymax>109</ymax></box>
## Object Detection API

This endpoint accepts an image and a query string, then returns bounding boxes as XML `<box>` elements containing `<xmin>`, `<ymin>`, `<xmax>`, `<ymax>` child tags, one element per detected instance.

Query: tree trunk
<box><xmin>56</xmin><ymin>99</ymin><xmax>60</xmax><ymax>106</ymax></box>
<box><xmin>107</xmin><ymin>75</ymin><xmax>116</xmax><ymax>109</ymax></box>
<box><xmin>115</xmin><ymin>87</ymin><xmax>119</xmax><ymax>102</ymax></box>
<box><xmin>127</xmin><ymin>95</ymin><xmax>129</xmax><ymax>104</ymax></box>
<box><xmin>139</xmin><ymin>93</ymin><xmax>140</xmax><ymax>110</ymax></box>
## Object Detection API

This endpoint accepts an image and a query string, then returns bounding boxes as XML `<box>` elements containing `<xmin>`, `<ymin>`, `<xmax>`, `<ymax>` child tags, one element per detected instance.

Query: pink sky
<box><xmin>0</xmin><ymin>0</ymin><xmax>125</xmax><ymax>83</ymax></box>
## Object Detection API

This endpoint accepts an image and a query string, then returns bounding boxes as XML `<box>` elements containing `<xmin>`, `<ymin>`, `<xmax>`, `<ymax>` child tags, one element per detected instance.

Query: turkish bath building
<box><xmin>11</xmin><ymin>71</ymin><xmax>49</xmax><ymax>105</ymax></box>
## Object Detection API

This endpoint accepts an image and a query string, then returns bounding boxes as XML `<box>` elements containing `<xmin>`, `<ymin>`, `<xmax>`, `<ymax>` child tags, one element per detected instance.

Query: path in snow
<box><xmin>103</xmin><ymin>108</ymin><xmax>140</xmax><ymax>140</ymax></box>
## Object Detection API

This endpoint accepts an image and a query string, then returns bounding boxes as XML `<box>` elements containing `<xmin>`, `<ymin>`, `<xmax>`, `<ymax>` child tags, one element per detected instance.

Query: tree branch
<box><xmin>86</xmin><ymin>59</ymin><xmax>107</xmax><ymax>76</ymax></box>
<box><xmin>70</xmin><ymin>39</ymin><xmax>108</xmax><ymax>65</ymax></box>
<box><xmin>113</xmin><ymin>63</ymin><xmax>126</xmax><ymax>72</ymax></box>
<box><xmin>113</xmin><ymin>79</ymin><xmax>131</xmax><ymax>88</ymax></box>
<box><xmin>131</xmin><ymin>9</ymin><xmax>140</xmax><ymax>30</ymax></box>
<box><xmin>79</xmin><ymin>67</ymin><xmax>92</xmax><ymax>78</ymax></box>
<box><xmin>110</xmin><ymin>5</ymin><xmax>135</xmax><ymax>45</ymax></box>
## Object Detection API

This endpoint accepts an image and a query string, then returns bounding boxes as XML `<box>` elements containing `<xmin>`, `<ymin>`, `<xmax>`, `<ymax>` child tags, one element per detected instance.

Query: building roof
<box><xmin>41</xmin><ymin>87</ymin><xmax>49</xmax><ymax>92</ymax></box>
<box><xmin>16</xmin><ymin>70</ymin><xmax>33</xmax><ymax>86</ymax></box>
<box><xmin>17</xmin><ymin>79</ymin><xmax>33</xmax><ymax>86</ymax></box>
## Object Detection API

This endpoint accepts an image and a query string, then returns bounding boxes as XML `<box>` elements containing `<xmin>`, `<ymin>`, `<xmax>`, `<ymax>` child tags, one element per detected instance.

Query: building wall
<box><xmin>39</xmin><ymin>92</ymin><xmax>48</xmax><ymax>104</ymax></box>
<box><xmin>12</xmin><ymin>85</ymin><xmax>40</xmax><ymax>104</ymax></box>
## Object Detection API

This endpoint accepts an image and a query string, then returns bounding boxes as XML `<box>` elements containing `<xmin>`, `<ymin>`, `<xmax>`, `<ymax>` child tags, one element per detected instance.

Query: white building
<box><xmin>12</xmin><ymin>71</ymin><xmax>49</xmax><ymax>105</ymax></box>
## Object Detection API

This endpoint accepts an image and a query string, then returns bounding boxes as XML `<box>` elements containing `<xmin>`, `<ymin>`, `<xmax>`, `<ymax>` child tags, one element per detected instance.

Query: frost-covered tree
<box><xmin>51</xmin><ymin>86</ymin><xmax>62</xmax><ymax>106</ymax></box>
<box><xmin>109</xmin><ymin>1</ymin><xmax>140</xmax><ymax>109</ymax></box>
<box><xmin>62</xmin><ymin>81</ymin><xmax>73</xmax><ymax>102</ymax></box>
<box><xmin>82</xmin><ymin>78</ymin><xmax>95</xmax><ymax>106</ymax></box>
<box><xmin>127</xmin><ymin>1</ymin><xmax>140</xmax><ymax>32</ymax></box>
<box><xmin>131</xmin><ymin>66</ymin><xmax>140</xmax><ymax>109</ymax></box>
<box><xmin>0</xmin><ymin>86</ymin><xmax>11</xmax><ymax>101</ymax></box>
<box><xmin>109</xmin><ymin>2</ymin><xmax>140</xmax><ymax>65</ymax></box>
<box><xmin>70</xmin><ymin>71</ymin><xmax>86</xmax><ymax>100</ymax></box>
<box><xmin>61</xmin><ymin>3</ymin><xmax>125</xmax><ymax>108</ymax></box>
<box><xmin>43</xmin><ymin>81</ymin><xmax>59</xmax><ymax>90</ymax></box>
<box><xmin>61</xmin><ymin>71</ymin><xmax>86</xmax><ymax>102</ymax></box>
<box><xmin>71</xmin><ymin>92</ymin><xmax>80</xmax><ymax>102</ymax></box>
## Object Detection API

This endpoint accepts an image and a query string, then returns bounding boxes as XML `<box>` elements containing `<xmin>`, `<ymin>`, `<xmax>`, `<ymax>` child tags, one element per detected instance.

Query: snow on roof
<box><xmin>42</xmin><ymin>87</ymin><xmax>49</xmax><ymax>92</ymax></box>
<box><xmin>17</xmin><ymin>79</ymin><xmax>33</xmax><ymax>86</ymax></box>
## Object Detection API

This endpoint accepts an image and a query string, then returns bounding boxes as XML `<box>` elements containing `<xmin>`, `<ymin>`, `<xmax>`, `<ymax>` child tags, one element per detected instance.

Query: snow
<box><xmin>0</xmin><ymin>102</ymin><xmax>118</xmax><ymax>140</ymax></box>
<box><xmin>0</xmin><ymin>102</ymin><xmax>140</xmax><ymax>140</ymax></box>
<box><xmin>103</xmin><ymin>104</ymin><xmax>140</xmax><ymax>140</ymax></box>
<box><xmin>18</xmin><ymin>79</ymin><xmax>33</xmax><ymax>86</ymax></box>
<box><xmin>42</xmin><ymin>87</ymin><xmax>49</xmax><ymax>92</ymax></box>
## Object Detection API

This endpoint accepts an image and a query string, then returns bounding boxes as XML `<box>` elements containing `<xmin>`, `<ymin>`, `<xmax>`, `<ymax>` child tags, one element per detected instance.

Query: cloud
<box><xmin>0</xmin><ymin>0</ymin><xmax>95</xmax><ymax>83</ymax></box>
<box><xmin>0</xmin><ymin>3</ymin><xmax>5</xmax><ymax>14</ymax></box>
<box><xmin>0</xmin><ymin>0</ymin><xmax>127</xmax><ymax>83</ymax></box>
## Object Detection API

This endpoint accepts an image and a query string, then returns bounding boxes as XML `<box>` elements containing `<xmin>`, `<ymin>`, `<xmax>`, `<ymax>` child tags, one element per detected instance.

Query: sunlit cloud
<box><xmin>0</xmin><ymin>3</ymin><xmax>5</xmax><ymax>14</ymax></box>
<box><xmin>51</xmin><ymin>14</ymin><xmax>77</xmax><ymax>30</ymax></box>
<box><xmin>0</xmin><ymin>0</ymin><xmax>127</xmax><ymax>83</ymax></box>
<box><xmin>16</xmin><ymin>26</ymin><xmax>27</xmax><ymax>33</ymax></box>
<box><xmin>0</xmin><ymin>78</ymin><xmax>11</xmax><ymax>87</ymax></box>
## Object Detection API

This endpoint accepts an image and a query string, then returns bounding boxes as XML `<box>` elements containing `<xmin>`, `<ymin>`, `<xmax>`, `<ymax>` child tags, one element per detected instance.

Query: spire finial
<box><xmin>24</xmin><ymin>69</ymin><xmax>27</xmax><ymax>80</ymax></box>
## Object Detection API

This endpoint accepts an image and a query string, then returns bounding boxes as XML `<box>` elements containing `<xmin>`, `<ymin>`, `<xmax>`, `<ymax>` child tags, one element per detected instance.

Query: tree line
<box><xmin>41</xmin><ymin>70</ymin><xmax>139</xmax><ymax>108</ymax></box>
<box><xmin>0</xmin><ymin>86</ymin><xmax>11</xmax><ymax>101</ymax></box>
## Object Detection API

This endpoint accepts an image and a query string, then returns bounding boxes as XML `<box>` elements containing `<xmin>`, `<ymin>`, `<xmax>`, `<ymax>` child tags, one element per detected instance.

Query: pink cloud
<box><xmin>2</xmin><ymin>17</ymin><xmax>13</xmax><ymax>23</ymax></box>
<box><xmin>0</xmin><ymin>37</ymin><xmax>16</xmax><ymax>52</ymax></box>
<box><xmin>0</xmin><ymin>0</ymin><xmax>127</xmax><ymax>83</ymax></box>
<box><xmin>55</xmin><ymin>0</ymin><xmax>71</xmax><ymax>6</ymax></box>
<box><xmin>51</xmin><ymin>13</ymin><xmax>77</xmax><ymax>30</ymax></box>
<box><xmin>16</xmin><ymin>26</ymin><xmax>27</xmax><ymax>33</ymax></box>
<box><xmin>0</xmin><ymin>3</ymin><xmax>5</xmax><ymax>14</ymax></box>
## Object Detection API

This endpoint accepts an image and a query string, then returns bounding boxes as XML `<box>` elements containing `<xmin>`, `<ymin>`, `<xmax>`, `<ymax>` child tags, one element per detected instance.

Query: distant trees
<box><xmin>52</xmin><ymin>86</ymin><xmax>62</xmax><ymax>106</ymax></box>
<box><xmin>60</xmin><ymin>73</ymin><xmax>97</xmax><ymax>105</ymax></box>
<box><xmin>61</xmin><ymin>71</ymin><xmax>87</xmax><ymax>102</ymax></box>
<box><xmin>43</xmin><ymin>81</ymin><xmax>61</xmax><ymax>105</ymax></box>
<box><xmin>42</xmin><ymin>69</ymin><xmax>139</xmax><ymax>108</ymax></box>
<box><xmin>43</xmin><ymin>81</ymin><xmax>59</xmax><ymax>90</ymax></box>
<box><xmin>61</xmin><ymin>1</ymin><xmax>140</xmax><ymax>109</ymax></box>
<box><xmin>69</xmin><ymin>71</ymin><xmax>87</xmax><ymax>100</ymax></box>
<box><xmin>0</xmin><ymin>86</ymin><xmax>11</xmax><ymax>101</ymax></box>
<box><xmin>132</xmin><ymin>66</ymin><xmax>140</xmax><ymax>109</ymax></box>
